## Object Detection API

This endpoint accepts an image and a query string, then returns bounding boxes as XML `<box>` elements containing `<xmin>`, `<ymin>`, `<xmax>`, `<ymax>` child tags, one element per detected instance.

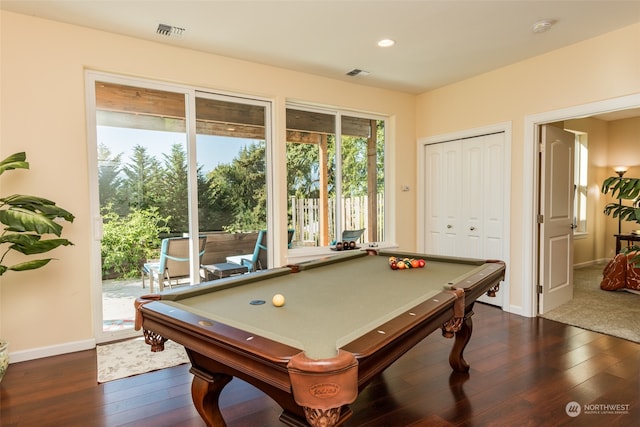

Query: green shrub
<box><xmin>101</xmin><ymin>205</ymin><xmax>170</xmax><ymax>279</ymax></box>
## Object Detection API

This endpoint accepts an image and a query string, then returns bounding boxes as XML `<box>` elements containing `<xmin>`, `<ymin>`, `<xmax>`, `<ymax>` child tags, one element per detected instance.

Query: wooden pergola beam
<box><xmin>96</xmin><ymin>82</ymin><xmax>372</xmax><ymax>138</ymax></box>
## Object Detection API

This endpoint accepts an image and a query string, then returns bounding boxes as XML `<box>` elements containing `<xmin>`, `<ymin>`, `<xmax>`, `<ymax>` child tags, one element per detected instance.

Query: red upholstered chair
<box><xmin>600</xmin><ymin>252</ymin><xmax>640</xmax><ymax>291</ymax></box>
<box><xmin>626</xmin><ymin>253</ymin><xmax>640</xmax><ymax>290</ymax></box>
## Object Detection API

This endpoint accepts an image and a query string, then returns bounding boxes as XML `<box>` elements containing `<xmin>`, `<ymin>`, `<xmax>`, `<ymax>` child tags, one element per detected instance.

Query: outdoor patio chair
<box><xmin>329</xmin><ymin>228</ymin><xmax>366</xmax><ymax>245</ymax></box>
<box><xmin>341</xmin><ymin>228</ymin><xmax>365</xmax><ymax>242</ymax></box>
<box><xmin>142</xmin><ymin>236</ymin><xmax>207</xmax><ymax>292</ymax></box>
<box><xmin>226</xmin><ymin>230</ymin><xmax>267</xmax><ymax>273</ymax></box>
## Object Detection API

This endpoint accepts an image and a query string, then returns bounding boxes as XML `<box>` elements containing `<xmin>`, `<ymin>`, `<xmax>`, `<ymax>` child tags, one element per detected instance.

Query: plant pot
<box><xmin>0</xmin><ymin>340</ymin><xmax>8</xmax><ymax>382</ymax></box>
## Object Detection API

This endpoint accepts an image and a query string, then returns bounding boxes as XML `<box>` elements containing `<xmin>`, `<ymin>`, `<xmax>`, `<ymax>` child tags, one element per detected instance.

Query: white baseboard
<box><xmin>505</xmin><ymin>304</ymin><xmax>530</xmax><ymax>317</ymax></box>
<box><xmin>574</xmin><ymin>258</ymin><xmax>609</xmax><ymax>269</ymax></box>
<box><xmin>8</xmin><ymin>338</ymin><xmax>96</xmax><ymax>364</ymax></box>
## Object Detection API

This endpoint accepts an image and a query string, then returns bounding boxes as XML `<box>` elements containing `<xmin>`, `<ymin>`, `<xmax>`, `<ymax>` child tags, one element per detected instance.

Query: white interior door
<box><xmin>539</xmin><ymin>125</ymin><xmax>575</xmax><ymax>314</ymax></box>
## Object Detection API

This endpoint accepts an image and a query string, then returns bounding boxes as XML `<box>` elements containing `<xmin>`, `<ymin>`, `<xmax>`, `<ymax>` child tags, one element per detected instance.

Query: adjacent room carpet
<box><xmin>540</xmin><ymin>263</ymin><xmax>640</xmax><ymax>343</ymax></box>
<box><xmin>97</xmin><ymin>336</ymin><xmax>189</xmax><ymax>383</ymax></box>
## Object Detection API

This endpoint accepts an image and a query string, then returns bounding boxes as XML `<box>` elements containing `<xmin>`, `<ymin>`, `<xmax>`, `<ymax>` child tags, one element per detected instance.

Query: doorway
<box><xmin>523</xmin><ymin>94</ymin><xmax>640</xmax><ymax>318</ymax></box>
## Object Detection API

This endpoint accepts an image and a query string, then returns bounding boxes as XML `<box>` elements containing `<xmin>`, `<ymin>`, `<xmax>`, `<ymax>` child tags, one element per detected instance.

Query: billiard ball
<box><xmin>349</xmin><ymin>241</ymin><xmax>356</xmax><ymax>249</ymax></box>
<box><xmin>336</xmin><ymin>242</ymin><xmax>343</xmax><ymax>251</ymax></box>
<box><xmin>272</xmin><ymin>294</ymin><xmax>285</xmax><ymax>307</ymax></box>
<box><xmin>418</xmin><ymin>259</ymin><xmax>426</xmax><ymax>268</ymax></box>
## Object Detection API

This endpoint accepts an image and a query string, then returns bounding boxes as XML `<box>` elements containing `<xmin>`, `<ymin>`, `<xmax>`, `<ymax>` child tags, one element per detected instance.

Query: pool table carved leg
<box><xmin>487</xmin><ymin>283</ymin><xmax>500</xmax><ymax>297</ymax></box>
<box><xmin>449</xmin><ymin>309</ymin><xmax>474</xmax><ymax>373</ymax></box>
<box><xmin>142</xmin><ymin>329</ymin><xmax>167</xmax><ymax>352</ymax></box>
<box><xmin>190</xmin><ymin>368</ymin><xmax>232</xmax><ymax>427</ymax></box>
<box><xmin>302</xmin><ymin>406</ymin><xmax>342</xmax><ymax>427</ymax></box>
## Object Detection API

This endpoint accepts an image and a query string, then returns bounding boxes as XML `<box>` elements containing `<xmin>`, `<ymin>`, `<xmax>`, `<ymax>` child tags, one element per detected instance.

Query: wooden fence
<box><xmin>289</xmin><ymin>194</ymin><xmax>384</xmax><ymax>245</ymax></box>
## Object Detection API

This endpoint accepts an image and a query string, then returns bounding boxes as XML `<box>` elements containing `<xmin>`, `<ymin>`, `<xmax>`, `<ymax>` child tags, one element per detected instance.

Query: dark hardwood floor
<box><xmin>1</xmin><ymin>303</ymin><xmax>638</xmax><ymax>427</ymax></box>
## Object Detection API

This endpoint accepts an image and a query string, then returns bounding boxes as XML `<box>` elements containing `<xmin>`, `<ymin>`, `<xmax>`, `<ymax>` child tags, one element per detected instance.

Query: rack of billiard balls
<box><xmin>335</xmin><ymin>240</ymin><xmax>358</xmax><ymax>251</ymax></box>
<box><xmin>388</xmin><ymin>256</ymin><xmax>426</xmax><ymax>270</ymax></box>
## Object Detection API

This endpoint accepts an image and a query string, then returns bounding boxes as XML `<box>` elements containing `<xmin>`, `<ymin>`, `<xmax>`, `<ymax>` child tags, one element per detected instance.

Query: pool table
<box><xmin>135</xmin><ymin>250</ymin><xmax>505</xmax><ymax>427</ymax></box>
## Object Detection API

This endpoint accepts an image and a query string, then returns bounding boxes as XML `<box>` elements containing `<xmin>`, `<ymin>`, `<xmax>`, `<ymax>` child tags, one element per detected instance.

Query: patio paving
<box><xmin>102</xmin><ymin>277</ymin><xmax>146</xmax><ymax>323</ymax></box>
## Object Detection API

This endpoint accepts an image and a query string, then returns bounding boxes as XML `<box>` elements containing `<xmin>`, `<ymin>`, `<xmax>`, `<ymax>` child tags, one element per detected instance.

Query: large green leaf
<box><xmin>0</xmin><ymin>194</ymin><xmax>75</xmax><ymax>222</ymax></box>
<box><xmin>603</xmin><ymin>203</ymin><xmax>639</xmax><ymax>222</ymax></box>
<box><xmin>0</xmin><ymin>208</ymin><xmax>63</xmax><ymax>236</ymax></box>
<box><xmin>0</xmin><ymin>234</ymin><xmax>73</xmax><ymax>255</ymax></box>
<box><xmin>0</xmin><ymin>152</ymin><xmax>74</xmax><ymax>277</ymax></box>
<box><xmin>602</xmin><ymin>176</ymin><xmax>640</xmax><ymax>201</ymax></box>
<box><xmin>0</xmin><ymin>152</ymin><xmax>28</xmax><ymax>176</ymax></box>
<box><xmin>0</xmin><ymin>233</ymin><xmax>41</xmax><ymax>245</ymax></box>
<box><xmin>4</xmin><ymin>259</ymin><xmax>53</xmax><ymax>273</ymax></box>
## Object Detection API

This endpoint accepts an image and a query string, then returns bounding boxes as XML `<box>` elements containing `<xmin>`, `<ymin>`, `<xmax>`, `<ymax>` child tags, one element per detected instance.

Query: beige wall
<box><xmin>0</xmin><ymin>11</ymin><xmax>415</xmax><ymax>357</ymax></box>
<box><xmin>416</xmin><ymin>23</ymin><xmax>640</xmax><ymax>312</ymax></box>
<box><xmin>1</xmin><ymin>10</ymin><xmax>639</xmax><ymax>360</ymax></box>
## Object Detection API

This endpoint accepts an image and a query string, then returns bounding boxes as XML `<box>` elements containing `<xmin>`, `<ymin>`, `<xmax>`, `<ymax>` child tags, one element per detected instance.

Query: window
<box><xmin>573</xmin><ymin>132</ymin><xmax>588</xmax><ymax>234</ymax></box>
<box><xmin>286</xmin><ymin>106</ymin><xmax>385</xmax><ymax>246</ymax></box>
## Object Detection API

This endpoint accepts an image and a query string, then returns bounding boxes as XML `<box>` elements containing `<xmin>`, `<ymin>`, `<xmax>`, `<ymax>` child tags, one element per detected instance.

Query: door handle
<box><xmin>470</xmin><ymin>226</ymin><xmax>476</xmax><ymax>231</ymax></box>
<box><xmin>447</xmin><ymin>224</ymin><xmax>452</xmax><ymax>229</ymax></box>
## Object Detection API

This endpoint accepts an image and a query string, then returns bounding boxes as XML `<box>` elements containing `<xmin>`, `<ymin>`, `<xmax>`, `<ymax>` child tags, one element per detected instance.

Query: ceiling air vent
<box><xmin>156</xmin><ymin>23</ymin><xmax>185</xmax><ymax>37</ymax></box>
<box><xmin>346</xmin><ymin>69</ymin><xmax>370</xmax><ymax>77</ymax></box>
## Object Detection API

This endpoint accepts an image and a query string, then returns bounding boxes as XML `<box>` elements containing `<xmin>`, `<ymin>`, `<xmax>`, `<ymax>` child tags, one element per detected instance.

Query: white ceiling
<box><xmin>2</xmin><ymin>1</ymin><xmax>640</xmax><ymax>94</ymax></box>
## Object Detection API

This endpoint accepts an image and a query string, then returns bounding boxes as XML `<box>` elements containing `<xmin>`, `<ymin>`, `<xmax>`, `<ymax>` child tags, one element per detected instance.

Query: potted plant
<box><xmin>0</xmin><ymin>152</ymin><xmax>75</xmax><ymax>381</ymax></box>
<box><xmin>602</xmin><ymin>174</ymin><xmax>640</xmax><ymax>263</ymax></box>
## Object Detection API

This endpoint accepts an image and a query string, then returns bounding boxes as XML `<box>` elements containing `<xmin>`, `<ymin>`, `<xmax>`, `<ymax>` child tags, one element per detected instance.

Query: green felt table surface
<box><xmin>161</xmin><ymin>252</ymin><xmax>487</xmax><ymax>359</ymax></box>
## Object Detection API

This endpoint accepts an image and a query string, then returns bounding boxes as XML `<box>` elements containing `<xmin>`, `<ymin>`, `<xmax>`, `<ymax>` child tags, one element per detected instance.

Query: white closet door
<box><xmin>424</xmin><ymin>142</ymin><xmax>462</xmax><ymax>256</ymax></box>
<box><xmin>424</xmin><ymin>144</ymin><xmax>443</xmax><ymax>254</ymax></box>
<box><xmin>482</xmin><ymin>134</ymin><xmax>506</xmax><ymax>262</ymax></box>
<box><xmin>441</xmin><ymin>142</ymin><xmax>462</xmax><ymax>256</ymax></box>
<box><xmin>461</xmin><ymin>139</ymin><xmax>484</xmax><ymax>258</ymax></box>
<box><xmin>476</xmin><ymin>133</ymin><xmax>505</xmax><ymax>307</ymax></box>
<box><xmin>423</xmin><ymin>132</ymin><xmax>505</xmax><ymax>307</ymax></box>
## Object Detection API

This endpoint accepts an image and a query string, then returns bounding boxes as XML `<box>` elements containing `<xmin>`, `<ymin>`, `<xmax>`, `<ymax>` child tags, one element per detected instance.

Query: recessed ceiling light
<box><xmin>377</xmin><ymin>39</ymin><xmax>395</xmax><ymax>47</ymax></box>
<box><xmin>532</xmin><ymin>19</ymin><xmax>555</xmax><ymax>34</ymax></box>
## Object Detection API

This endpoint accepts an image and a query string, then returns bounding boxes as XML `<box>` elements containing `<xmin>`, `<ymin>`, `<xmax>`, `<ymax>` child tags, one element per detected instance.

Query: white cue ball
<box><xmin>272</xmin><ymin>294</ymin><xmax>285</xmax><ymax>307</ymax></box>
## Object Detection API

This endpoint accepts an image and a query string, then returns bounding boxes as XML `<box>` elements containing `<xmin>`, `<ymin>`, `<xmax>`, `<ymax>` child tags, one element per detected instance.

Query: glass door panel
<box><xmin>286</xmin><ymin>108</ymin><xmax>336</xmax><ymax>246</ymax></box>
<box><xmin>195</xmin><ymin>95</ymin><xmax>267</xmax><ymax>271</ymax></box>
<box><xmin>95</xmin><ymin>81</ymin><xmax>189</xmax><ymax>333</ymax></box>
<box><xmin>340</xmin><ymin>116</ymin><xmax>385</xmax><ymax>243</ymax></box>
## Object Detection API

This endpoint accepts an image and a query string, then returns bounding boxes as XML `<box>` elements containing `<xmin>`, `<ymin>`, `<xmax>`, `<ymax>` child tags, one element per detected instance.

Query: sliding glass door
<box><xmin>87</xmin><ymin>73</ymin><xmax>270</xmax><ymax>342</ymax></box>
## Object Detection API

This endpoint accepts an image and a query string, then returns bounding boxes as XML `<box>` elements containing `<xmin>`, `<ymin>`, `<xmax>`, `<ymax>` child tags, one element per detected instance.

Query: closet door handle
<box><xmin>470</xmin><ymin>226</ymin><xmax>476</xmax><ymax>231</ymax></box>
<box><xmin>447</xmin><ymin>224</ymin><xmax>453</xmax><ymax>229</ymax></box>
